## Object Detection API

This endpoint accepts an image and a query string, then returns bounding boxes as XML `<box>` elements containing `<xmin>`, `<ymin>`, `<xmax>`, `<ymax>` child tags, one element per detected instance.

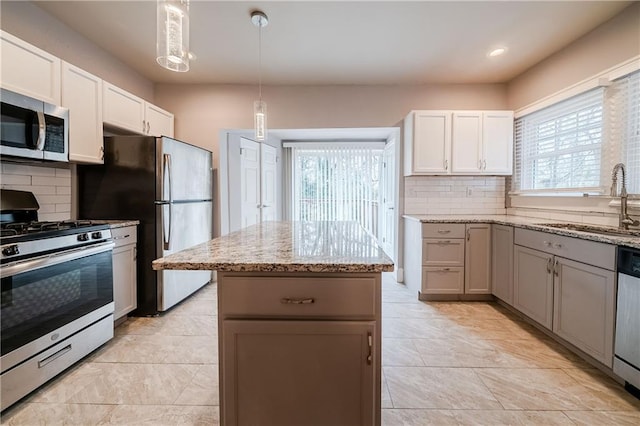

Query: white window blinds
<box><xmin>608</xmin><ymin>70</ymin><xmax>640</xmax><ymax>194</ymax></box>
<box><xmin>292</xmin><ymin>146</ymin><xmax>382</xmax><ymax>236</ymax></box>
<box><xmin>513</xmin><ymin>88</ymin><xmax>605</xmax><ymax>193</ymax></box>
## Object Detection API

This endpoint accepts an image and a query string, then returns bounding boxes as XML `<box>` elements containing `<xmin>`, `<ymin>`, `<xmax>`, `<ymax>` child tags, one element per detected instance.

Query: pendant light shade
<box><xmin>157</xmin><ymin>0</ymin><xmax>190</xmax><ymax>72</ymax></box>
<box><xmin>252</xmin><ymin>11</ymin><xmax>268</xmax><ymax>141</ymax></box>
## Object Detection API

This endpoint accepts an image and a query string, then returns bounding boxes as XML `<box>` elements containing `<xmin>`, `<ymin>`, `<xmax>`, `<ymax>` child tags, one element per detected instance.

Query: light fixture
<box><xmin>487</xmin><ymin>47</ymin><xmax>507</xmax><ymax>58</ymax></box>
<box><xmin>252</xmin><ymin>10</ymin><xmax>268</xmax><ymax>141</ymax></box>
<box><xmin>156</xmin><ymin>0</ymin><xmax>190</xmax><ymax>72</ymax></box>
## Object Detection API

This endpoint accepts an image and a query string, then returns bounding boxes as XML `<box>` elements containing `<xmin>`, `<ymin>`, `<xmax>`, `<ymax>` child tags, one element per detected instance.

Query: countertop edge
<box><xmin>152</xmin><ymin>260</ymin><xmax>394</xmax><ymax>273</ymax></box>
<box><xmin>403</xmin><ymin>214</ymin><xmax>639</xmax><ymax>249</ymax></box>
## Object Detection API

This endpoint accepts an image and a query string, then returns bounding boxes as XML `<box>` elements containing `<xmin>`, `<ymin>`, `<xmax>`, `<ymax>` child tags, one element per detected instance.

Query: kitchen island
<box><xmin>153</xmin><ymin>221</ymin><xmax>393</xmax><ymax>426</ymax></box>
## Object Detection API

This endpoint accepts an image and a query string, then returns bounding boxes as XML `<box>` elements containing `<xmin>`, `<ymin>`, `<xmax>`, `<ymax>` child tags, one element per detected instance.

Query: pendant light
<box><xmin>157</xmin><ymin>0</ymin><xmax>190</xmax><ymax>72</ymax></box>
<box><xmin>251</xmin><ymin>10</ymin><xmax>268</xmax><ymax>141</ymax></box>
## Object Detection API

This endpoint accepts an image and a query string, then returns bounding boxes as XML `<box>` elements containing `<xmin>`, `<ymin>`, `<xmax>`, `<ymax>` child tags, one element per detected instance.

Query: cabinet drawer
<box><xmin>111</xmin><ymin>225</ymin><xmax>137</xmax><ymax>248</ymax></box>
<box><xmin>219</xmin><ymin>275</ymin><xmax>377</xmax><ymax>319</ymax></box>
<box><xmin>422</xmin><ymin>267</ymin><xmax>464</xmax><ymax>294</ymax></box>
<box><xmin>422</xmin><ymin>239</ymin><xmax>465</xmax><ymax>266</ymax></box>
<box><xmin>422</xmin><ymin>223</ymin><xmax>465</xmax><ymax>238</ymax></box>
<box><xmin>514</xmin><ymin>228</ymin><xmax>615</xmax><ymax>271</ymax></box>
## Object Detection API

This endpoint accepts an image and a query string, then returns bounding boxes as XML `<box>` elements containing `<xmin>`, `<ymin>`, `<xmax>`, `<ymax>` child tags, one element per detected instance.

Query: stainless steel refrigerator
<box><xmin>78</xmin><ymin>136</ymin><xmax>213</xmax><ymax>316</ymax></box>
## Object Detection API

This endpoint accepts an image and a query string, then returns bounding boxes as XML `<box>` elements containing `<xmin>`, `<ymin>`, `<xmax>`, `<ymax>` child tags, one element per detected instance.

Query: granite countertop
<box><xmin>152</xmin><ymin>221</ymin><xmax>395</xmax><ymax>273</ymax></box>
<box><xmin>404</xmin><ymin>214</ymin><xmax>640</xmax><ymax>249</ymax></box>
<box><xmin>89</xmin><ymin>220</ymin><xmax>140</xmax><ymax>229</ymax></box>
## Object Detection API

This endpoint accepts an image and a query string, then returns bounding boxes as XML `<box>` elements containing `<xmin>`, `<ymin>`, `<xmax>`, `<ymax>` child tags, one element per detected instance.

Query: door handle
<box><xmin>466</xmin><ymin>228</ymin><xmax>471</xmax><ymax>241</ymax></box>
<box><xmin>553</xmin><ymin>259</ymin><xmax>559</xmax><ymax>277</ymax></box>
<box><xmin>163</xmin><ymin>153</ymin><xmax>172</xmax><ymax>250</ymax></box>
<box><xmin>35</xmin><ymin>110</ymin><xmax>46</xmax><ymax>151</ymax></box>
<box><xmin>546</xmin><ymin>257</ymin><xmax>552</xmax><ymax>274</ymax></box>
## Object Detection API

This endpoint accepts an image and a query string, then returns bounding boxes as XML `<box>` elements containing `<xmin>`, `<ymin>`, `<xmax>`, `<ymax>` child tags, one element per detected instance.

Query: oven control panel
<box><xmin>2</xmin><ymin>244</ymin><xmax>19</xmax><ymax>257</ymax></box>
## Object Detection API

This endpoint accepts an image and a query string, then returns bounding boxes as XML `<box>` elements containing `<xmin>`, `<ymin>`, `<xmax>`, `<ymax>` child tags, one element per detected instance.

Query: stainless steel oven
<box><xmin>0</xmin><ymin>88</ymin><xmax>68</xmax><ymax>162</ymax></box>
<box><xmin>0</xmin><ymin>190</ymin><xmax>114</xmax><ymax>411</ymax></box>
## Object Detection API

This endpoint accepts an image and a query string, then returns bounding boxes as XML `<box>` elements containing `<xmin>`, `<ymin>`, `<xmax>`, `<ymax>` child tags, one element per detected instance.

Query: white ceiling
<box><xmin>33</xmin><ymin>0</ymin><xmax>631</xmax><ymax>86</ymax></box>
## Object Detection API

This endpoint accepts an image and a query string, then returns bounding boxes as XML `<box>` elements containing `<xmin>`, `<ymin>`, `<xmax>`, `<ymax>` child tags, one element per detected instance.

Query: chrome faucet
<box><xmin>611</xmin><ymin>163</ymin><xmax>639</xmax><ymax>230</ymax></box>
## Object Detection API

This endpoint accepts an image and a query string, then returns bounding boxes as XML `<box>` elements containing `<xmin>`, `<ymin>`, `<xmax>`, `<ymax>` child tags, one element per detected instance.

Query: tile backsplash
<box><xmin>404</xmin><ymin>176</ymin><xmax>506</xmax><ymax>215</ymax></box>
<box><xmin>1</xmin><ymin>162</ymin><xmax>72</xmax><ymax>221</ymax></box>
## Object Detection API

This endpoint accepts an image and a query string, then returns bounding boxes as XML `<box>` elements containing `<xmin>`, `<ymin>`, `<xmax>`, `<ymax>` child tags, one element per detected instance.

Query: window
<box><xmin>512</xmin><ymin>69</ymin><xmax>640</xmax><ymax>196</ymax></box>
<box><xmin>291</xmin><ymin>146</ymin><xmax>382</xmax><ymax>236</ymax></box>
<box><xmin>513</xmin><ymin>88</ymin><xmax>605</xmax><ymax>193</ymax></box>
<box><xmin>608</xmin><ymin>70</ymin><xmax>640</xmax><ymax>194</ymax></box>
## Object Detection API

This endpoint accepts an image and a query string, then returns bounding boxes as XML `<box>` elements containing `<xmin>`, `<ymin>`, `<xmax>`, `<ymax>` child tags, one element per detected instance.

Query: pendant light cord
<box><xmin>258</xmin><ymin>22</ymin><xmax>263</xmax><ymax>102</ymax></box>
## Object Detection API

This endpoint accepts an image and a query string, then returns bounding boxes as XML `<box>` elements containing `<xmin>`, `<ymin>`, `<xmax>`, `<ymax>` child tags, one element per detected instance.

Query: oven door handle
<box><xmin>1</xmin><ymin>241</ymin><xmax>115</xmax><ymax>278</ymax></box>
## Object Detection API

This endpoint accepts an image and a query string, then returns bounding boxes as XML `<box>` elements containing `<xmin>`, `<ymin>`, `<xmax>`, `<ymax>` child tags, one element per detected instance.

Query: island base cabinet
<box><xmin>553</xmin><ymin>258</ymin><xmax>615</xmax><ymax>367</ymax></box>
<box><xmin>221</xmin><ymin>320</ymin><xmax>376</xmax><ymax>426</ymax></box>
<box><xmin>513</xmin><ymin>245</ymin><xmax>553</xmax><ymax>329</ymax></box>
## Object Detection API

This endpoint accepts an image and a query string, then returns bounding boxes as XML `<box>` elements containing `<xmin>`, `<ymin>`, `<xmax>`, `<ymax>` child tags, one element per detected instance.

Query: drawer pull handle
<box><xmin>367</xmin><ymin>332</ymin><xmax>373</xmax><ymax>365</ymax></box>
<box><xmin>280</xmin><ymin>297</ymin><xmax>315</xmax><ymax>305</ymax></box>
<box><xmin>113</xmin><ymin>234</ymin><xmax>130</xmax><ymax>240</ymax></box>
<box><xmin>440</xmin><ymin>268</ymin><xmax>451</xmax><ymax>272</ymax></box>
<box><xmin>437</xmin><ymin>240</ymin><xmax>451</xmax><ymax>244</ymax></box>
<box><xmin>543</xmin><ymin>240</ymin><xmax>551</xmax><ymax>247</ymax></box>
<box><xmin>553</xmin><ymin>243</ymin><xmax>563</xmax><ymax>249</ymax></box>
<box><xmin>38</xmin><ymin>344</ymin><xmax>72</xmax><ymax>368</ymax></box>
<box><xmin>437</xmin><ymin>230</ymin><xmax>451</xmax><ymax>234</ymax></box>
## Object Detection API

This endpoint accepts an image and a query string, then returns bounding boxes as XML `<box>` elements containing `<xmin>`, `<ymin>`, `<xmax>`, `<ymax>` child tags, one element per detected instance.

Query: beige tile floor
<box><xmin>2</xmin><ymin>273</ymin><xmax>640</xmax><ymax>425</ymax></box>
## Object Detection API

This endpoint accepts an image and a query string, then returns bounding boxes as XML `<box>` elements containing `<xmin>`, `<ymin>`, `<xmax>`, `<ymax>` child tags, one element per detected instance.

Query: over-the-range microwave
<box><xmin>0</xmin><ymin>88</ymin><xmax>68</xmax><ymax>162</ymax></box>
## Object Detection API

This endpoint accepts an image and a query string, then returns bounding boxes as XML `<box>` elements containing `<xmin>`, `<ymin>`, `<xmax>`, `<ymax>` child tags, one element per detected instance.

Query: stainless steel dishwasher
<box><xmin>614</xmin><ymin>246</ymin><xmax>640</xmax><ymax>395</ymax></box>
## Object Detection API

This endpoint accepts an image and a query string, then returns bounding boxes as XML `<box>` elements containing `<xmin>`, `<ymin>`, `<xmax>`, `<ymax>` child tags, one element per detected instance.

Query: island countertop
<box><xmin>152</xmin><ymin>221</ymin><xmax>394</xmax><ymax>273</ymax></box>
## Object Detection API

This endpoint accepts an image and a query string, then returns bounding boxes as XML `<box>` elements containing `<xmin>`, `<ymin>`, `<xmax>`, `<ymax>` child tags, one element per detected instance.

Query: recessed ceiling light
<box><xmin>488</xmin><ymin>47</ymin><xmax>507</xmax><ymax>57</ymax></box>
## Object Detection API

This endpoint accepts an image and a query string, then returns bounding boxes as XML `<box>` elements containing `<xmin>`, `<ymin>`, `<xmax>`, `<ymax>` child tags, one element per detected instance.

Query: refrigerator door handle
<box><xmin>163</xmin><ymin>153</ymin><xmax>172</xmax><ymax>250</ymax></box>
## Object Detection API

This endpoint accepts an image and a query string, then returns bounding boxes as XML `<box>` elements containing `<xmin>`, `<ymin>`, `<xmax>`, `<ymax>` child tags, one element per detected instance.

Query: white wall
<box><xmin>0</xmin><ymin>1</ymin><xmax>154</xmax><ymax>102</ymax></box>
<box><xmin>505</xmin><ymin>2</ymin><xmax>640</xmax><ymax>224</ymax></box>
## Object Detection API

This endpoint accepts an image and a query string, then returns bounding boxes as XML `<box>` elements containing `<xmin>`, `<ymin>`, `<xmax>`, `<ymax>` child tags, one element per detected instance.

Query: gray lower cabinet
<box><xmin>464</xmin><ymin>224</ymin><xmax>491</xmax><ymax>294</ymax></box>
<box><xmin>112</xmin><ymin>226</ymin><xmax>137</xmax><ymax>320</ymax></box>
<box><xmin>218</xmin><ymin>272</ymin><xmax>381</xmax><ymax>426</ymax></box>
<box><xmin>491</xmin><ymin>224</ymin><xmax>513</xmax><ymax>305</ymax></box>
<box><xmin>222</xmin><ymin>320</ymin><xmax>375</xmax><ymax>426</ymax></box>
<box><xmin>513</xmin><ymin>245</ymin><xmax>554</xmax><ymax>329</ymax></box>
<box><xmin>513</xmin><ymin>228</ymin><xmax>616</xmax><ymax>367</ymax></box>
<box><xmin>553</xmin><ymin>257</ymin><xmax>615</xmax><ymax>366</ymax></box>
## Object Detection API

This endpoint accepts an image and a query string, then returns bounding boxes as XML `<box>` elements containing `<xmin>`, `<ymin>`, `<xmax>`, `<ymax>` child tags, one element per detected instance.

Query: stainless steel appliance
<box><xmin>614</xmin><ymin>246</ymin><xmax>640</xmax><ymax>394</ymax></box>
<box><xmin>0</xmin><ymin>189</ymin><xmax>114</xmax><ymax>411</ymax></box>
<box><xmin>78</xmin><ymin>136</ymin><xmax>213</xmax><ymax>316</ymax></box>
<box><xmin>0</xmin><ymin>88</ymin><xmax>68</xmax><ymax>162</ymax></box>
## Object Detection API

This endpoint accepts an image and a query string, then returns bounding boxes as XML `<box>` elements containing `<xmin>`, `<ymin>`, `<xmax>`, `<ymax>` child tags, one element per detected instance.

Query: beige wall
<box><xmin>155</xmin><ymin>83</ymin><xmax>508</xmax><ymax>163</ymax></box>
<box><xmin>0</xmin><ymin>1</ymin><xmax>154</xmax><ymax>102</ymax></box>
<box><xmin>507</xmin><ymin>2</ymin><xmax>640</xmax><ymax>110</ymax></box>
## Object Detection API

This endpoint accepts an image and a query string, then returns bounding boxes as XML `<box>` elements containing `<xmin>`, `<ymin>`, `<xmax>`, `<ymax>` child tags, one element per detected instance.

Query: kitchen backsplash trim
<box><xmin>1</xmin><ymin>162</ymin><xmax>72</xmax><ymax>221</ymax></box>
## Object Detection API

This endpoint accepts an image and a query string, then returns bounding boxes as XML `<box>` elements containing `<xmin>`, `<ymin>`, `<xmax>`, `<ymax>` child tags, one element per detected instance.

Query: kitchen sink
<box><xmin>536</xmin><ymin>223</ymin><xmax>640</xmax><ymax>238</ymax></box>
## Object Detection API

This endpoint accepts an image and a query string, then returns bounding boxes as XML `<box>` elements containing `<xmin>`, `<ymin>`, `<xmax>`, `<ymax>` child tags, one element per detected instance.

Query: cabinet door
<box><xmin>112</xmin><ymin>244</ymin><xmax>137</xmax><ymax>320</ymax></box>
<box><xmin>451</xmin><ymin>112</ymin><xmax>482</xmax><ymax>173</ymax></box>
<box><xmin>221</xmin><ymin>320</ymin><xmax>376</xmax><ymax>426</ymax></box>
<box><xmin>411</xmin><ymin>111</ymin><xmax>451</xmax><ymax>174</ymax></box>
<box><xmin>464</xmin><ymin>224</ymin><xmax>491</xmax><ymax>294</ymax></box>
<box><xmin>513</xmin><ymin>245</ymin><xmax>553</xmax><ymax>329</ymax></box>
<box><xmin>491</xmin><ymin>224</ymin><xmax>514</xmax><ymax>305</ymax></box>
<box><xmin>553</xmin><ymin>257</ymin><xmax>615</xmax><ymax>367</ymax></box>
<box><xmin>62</xmin><ymin>62</ymin><xmax>104</xmax><ymax>164</ymax></box>
<box><xmin>482</xmin><ymin>111</ymin><xmax>513</xmax><ymax>174</ymax></box>
<box><xmin>103</xmin><ymin>81</ymin><xmax>145</xmax><ymax>133</ymax></box>
<box><xmin>145</xmin><ymin>103</ymin><xmax>174</xmax><ymax>137</ymax></box>
<box><xmin>1</xmin><ymin>31</ymin><xmax>60</xmax><ymax>104</ymax></box>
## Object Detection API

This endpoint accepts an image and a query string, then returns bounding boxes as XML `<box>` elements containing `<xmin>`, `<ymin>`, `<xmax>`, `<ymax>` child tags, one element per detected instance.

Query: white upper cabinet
<box><xmin>144</xmin><ymin>103</ymin><xmax>174</xmax><ymax>137</ymax></box>
<box><xmin>62</xmin><ymin>62</ymin><xmax>104</xmax><ymax>164</ymax></box>
<box><xmin>0</xmin><ymin>30</ymin><xmax>60</xmax><ymax>104</ymax></box>
<box><xmin>482</xmin><ymin>111</ymin><xmax>514</xmax><ymax>174</ymax></box>
<box><xmin>404</xmin><ymin>109</ymin><xmax>513</xmax><ymax>176</ymax></box>
<box><xmin>103</xmin><ymin>82</ymin><xmax>174</xmax><ymax>137</ymax></box>
<box><xmin>404</xmin><ymin>110</ymin><xmax>451</xmax><ymax>175</ymax></box>
<box><xmin>103</xmin><ymin>81</ymin><xmax>146</xmax><ymax>133</ymax></box>
<box><xmin>451</xmin><ymin>112</ymin><xmax>482</xmax><ymax>173</ymax></box>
